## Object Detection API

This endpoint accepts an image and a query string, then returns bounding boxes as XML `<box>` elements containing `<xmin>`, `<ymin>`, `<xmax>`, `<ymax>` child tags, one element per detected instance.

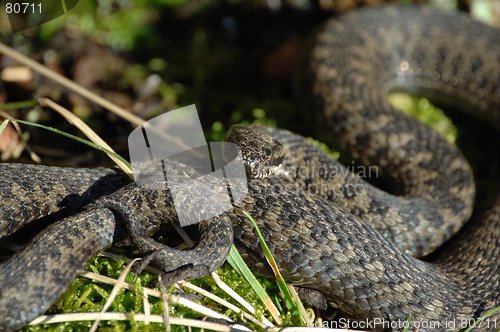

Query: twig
<box><xmin>0</xmin><ymin>42</ymin><xmax>144</xmax><ymax>126</ymax></box>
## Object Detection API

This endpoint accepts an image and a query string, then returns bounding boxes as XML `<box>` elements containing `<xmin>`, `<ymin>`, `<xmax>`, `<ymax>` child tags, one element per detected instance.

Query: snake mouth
<box><xmin>246</xmin><ymin>162</ymin><xmax>282</xmax><ymax>179</ymax></box>
<box><xmin>225</xmin><ymin>125</ymin><xmax>286</xmax><ymax>179</ymax></box>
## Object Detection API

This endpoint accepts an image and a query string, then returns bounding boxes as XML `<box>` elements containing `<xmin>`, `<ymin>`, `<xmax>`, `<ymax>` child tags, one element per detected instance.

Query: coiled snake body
<box><xmin>0</xmin><ymin>5</ymin><xmax>499</xmax><ymax>331</ymax></box>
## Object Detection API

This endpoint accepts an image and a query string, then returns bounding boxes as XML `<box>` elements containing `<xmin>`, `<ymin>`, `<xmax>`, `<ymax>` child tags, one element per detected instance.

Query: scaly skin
<box><xmin>0</xmin><ymin>5</ymin><xmax>499</xmax><ymax>331</ymax></box>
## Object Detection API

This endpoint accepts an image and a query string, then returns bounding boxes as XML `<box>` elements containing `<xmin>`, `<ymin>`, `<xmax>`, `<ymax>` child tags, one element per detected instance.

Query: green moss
<box><xmin>388</xmin><ymin>93</ymin><xmax>458</xmax><ymax>143</ymax></box>
<box><xmin>23</xmin><ymin>256</ymin><xmax>166</xmax><ymax>331</ymax></box>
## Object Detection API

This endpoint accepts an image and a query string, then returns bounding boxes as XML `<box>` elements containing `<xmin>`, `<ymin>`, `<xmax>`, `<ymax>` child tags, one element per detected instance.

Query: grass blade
<box><xmin>227</xmin><ymin>246</ymin><xmax>282</xmax><ymax>325</ymax></box>
<box><xmin>12</xmin><ymin>119</ymin><xmax>131</xmax><ymax>171</ymax></box>
<box><xmin>242</xmin><ymin>210</ymin><xmax>310</xmax><ymax>326</ymax></box>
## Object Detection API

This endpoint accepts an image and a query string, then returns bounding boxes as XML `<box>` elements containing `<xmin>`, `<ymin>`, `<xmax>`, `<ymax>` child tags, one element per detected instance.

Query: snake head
<box><xmin>225</xmin><ymin>125</ymin><xmax>284</xmax><ymax>179</ymax></box>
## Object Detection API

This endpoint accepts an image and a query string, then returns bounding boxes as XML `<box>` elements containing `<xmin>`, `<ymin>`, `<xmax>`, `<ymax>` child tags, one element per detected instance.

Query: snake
<box><xmin>0</xmin><ymin>4</ymin><xmax>499</xmax><ymax>331</ymax></box>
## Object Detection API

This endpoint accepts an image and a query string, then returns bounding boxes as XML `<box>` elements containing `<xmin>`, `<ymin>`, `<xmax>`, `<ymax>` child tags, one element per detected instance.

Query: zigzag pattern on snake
<box><xmin>0</xmin><ymin>5</ymin><xmax>499</xmax><ymax>331</ymax></box>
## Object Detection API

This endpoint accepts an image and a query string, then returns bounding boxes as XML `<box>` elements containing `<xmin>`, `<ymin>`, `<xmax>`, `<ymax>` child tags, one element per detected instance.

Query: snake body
<box><xmin>0</xmin><ymin>5</ymin><xmax>499</xmax><ymax>331</ymax></box>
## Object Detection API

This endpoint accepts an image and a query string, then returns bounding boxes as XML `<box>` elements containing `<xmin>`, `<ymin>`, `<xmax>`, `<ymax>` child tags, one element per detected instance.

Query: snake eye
<box><xmin>264</xmin><ymin>148</ymin><xmax>272</xmax><ymax>157</ymax></box>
